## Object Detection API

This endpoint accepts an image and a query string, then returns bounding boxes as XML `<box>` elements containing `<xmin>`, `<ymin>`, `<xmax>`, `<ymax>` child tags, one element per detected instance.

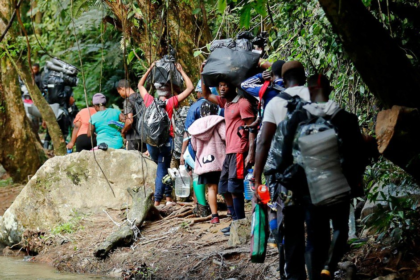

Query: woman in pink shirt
<box><xmin>67</xmin><ymin>107</ymin><xmax>97</xmax><ymax>152</ymax></box>
<box><xmin>138</xmin><ymin>62</ymin><xmax>194</xmax><ymax>207</ymax></box>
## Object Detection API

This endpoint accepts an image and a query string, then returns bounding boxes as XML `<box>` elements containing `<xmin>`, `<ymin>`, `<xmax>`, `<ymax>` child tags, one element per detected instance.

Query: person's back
<box><xmin>90</xmin><ymin>108</ymin><xmax>123</xmax><ymax>149</ymax></box>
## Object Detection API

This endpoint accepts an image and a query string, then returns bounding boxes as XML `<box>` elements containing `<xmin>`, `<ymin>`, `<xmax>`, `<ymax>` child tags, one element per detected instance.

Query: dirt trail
<box><xmin>0</xmin><ymin>184</ymin><xmax>24</xmax><ymax>216</ymax></box>
<box><xmin>31</xmin><ymin>204</ymin><xmax>279</xmax><ymax>279</ymax></box>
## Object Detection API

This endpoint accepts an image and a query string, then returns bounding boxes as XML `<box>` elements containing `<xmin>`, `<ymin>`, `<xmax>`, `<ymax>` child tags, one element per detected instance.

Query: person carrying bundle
<box><xmin>138</xmin><ymin>62</ymin><xmax>194</xmax><ymax>207</ymax></box>
<box><xmin>200</xmin><ymin>61</ymin><xmax>256</xmax><ymax>236</ymax></box>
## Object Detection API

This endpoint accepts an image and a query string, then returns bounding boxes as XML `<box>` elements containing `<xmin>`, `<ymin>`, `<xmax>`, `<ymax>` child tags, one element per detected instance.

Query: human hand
<box><xmin>143</xmin><ymin>150</ymin><xmax>150</xmax><ymax>157</ymax></box>
<box><xmin>42</xmin><ymin>120</ymin><xmax>47</xmax><ymax>129</ymax></box>
<box><xmin>180</xmin><ymin>153</ymin><xmax>185</xmax><ymax>165</ymax></box>
<box><xmin>245</xmin><ymin>153</ymin><xmax>255</xmax><ymax>169</ymax></box>
<box><xmin>66</xmin><ymin>142</ymin><xmax>74</xmax><ymax>149</ymax></box>
<box><xmin>176</xmin><ymin>62</ymin><xmax>183</xmax><ymax>72</ymax></box>
<box><xmin>262</xmin><ymin>70</ymin><xmax>271</xmax><ymax>81</ymax></box>
<box><xmin>200</xmin><ymin>60</ymin><xmax>207</xmax><ymax>73</ymax></box>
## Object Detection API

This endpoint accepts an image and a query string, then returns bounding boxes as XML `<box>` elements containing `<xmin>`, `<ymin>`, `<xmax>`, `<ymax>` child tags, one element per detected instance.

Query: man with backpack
<box><xmin>200</xmin><ymin>62</ymin><xmax>256</xmax><ymax>236</ymax></box>
<box><xmin>253</xmin><ymin>61</ymin><xmax>310</xmax><ymax>280</ymax></box>
<box><xmin>116</xmin><ymin>79</ymin><xmax>146</xmax><ymax>152</ymax></box>
<box><xmin>138</xmin><ymin>62</ymin><xmax>194</xmax><ymax>207</ymax></box>
<box><xmin>240</xmin><ymin>60</ymin><xmax>286</xmax><ymax>109</ymax></box>
<box><xmin>277</xmin><ymin>74</ymin><xmax>366</xmax><ymax>280</ymax></box>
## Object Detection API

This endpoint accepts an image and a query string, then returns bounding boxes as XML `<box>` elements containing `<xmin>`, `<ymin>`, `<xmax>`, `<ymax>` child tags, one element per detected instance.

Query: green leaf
<box><xmin>360</xmin><ymin>85</ymin><xmax>365</xmax><ymax>94</ymax></box>
<box><xmin>240</xmin><ymin>5</ymin><xmax>252</xmax><ymax>28</ymax></box>
<box><xmin>255</xmin><ymin>0</ymin><xmax>267</xmax><ymax>17</ymax></box>
<box><xmin>193</xmin><ymin>50</ymin><xmax>202</xmax><ymax>57</ymax></box>
<box><xmin>192</xmin><ymin>8</ymin><xmax>201</xmax><ymax>15</ymax></box>
<box><xmin>218</xmin><ymin>0</ymin><xmax>227</xmax><ymax>13</ymax></box>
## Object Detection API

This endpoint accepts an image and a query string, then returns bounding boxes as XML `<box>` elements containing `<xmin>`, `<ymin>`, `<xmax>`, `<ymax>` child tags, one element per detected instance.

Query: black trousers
<box><xmin>303</xmin><ymin>196</ymin><xmax>350</xmax><ymax>280</ymax></box>
<box><xmin>75</xmin><ymin>134</ymin><xmax>96</xmax><ymax>152</ymax></box>
<box><xmin>282</xmin><ymin>205</ymin><xmax>307</xmax><ymax>280</ymax></box>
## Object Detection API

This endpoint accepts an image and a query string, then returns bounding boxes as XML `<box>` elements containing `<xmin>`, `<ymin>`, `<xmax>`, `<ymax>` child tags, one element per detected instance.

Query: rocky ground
<box><xmin>1</xmin><ymin>154</ymin><xmax>420</xmax><ymax>279</ymax></box>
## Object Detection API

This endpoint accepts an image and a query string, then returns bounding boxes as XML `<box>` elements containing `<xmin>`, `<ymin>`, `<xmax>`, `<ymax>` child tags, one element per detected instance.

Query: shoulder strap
<box><xmin>278</xmin><ymin>91</ymin><xmax>293</xmax><ymax>101</ymax></box>
<box><xmin>258</xmin><ymin>80</ymin><xmax>271</xmax><ymax>110</ymax></box>
<box><xmin>272</xmin><ymin>84</ymin><xmax>286</xmax><ymax>92</ymax></box>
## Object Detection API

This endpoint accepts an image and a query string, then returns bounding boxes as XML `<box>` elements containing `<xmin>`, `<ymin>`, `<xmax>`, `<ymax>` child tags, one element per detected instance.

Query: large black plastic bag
<box><xmin>210</xmin><ymin>39</ymin><xmax>236</xmax><ymax>52</ymax></box>
<box><xmin>141</xmin><ymin>99</ymin><xmax>170</xmax><ymax>147</ymax></box>
<box><xmin>201</xmin><ymin>48</ymin><xmax>260</xmax><ymax>87</ymax></box>
<box><xmin>146</xmin><ymin>55</ymin><xmax>184</xmax><ymax>90</ymax></box>
<box><xmin>235</xmin><ymin>39</ymin><xmax>253</xmax><ymax>51</ymax></box>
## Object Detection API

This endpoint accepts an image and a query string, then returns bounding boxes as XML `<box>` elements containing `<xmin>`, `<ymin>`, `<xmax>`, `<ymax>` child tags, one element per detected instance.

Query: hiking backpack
<box><xmin>289</xmin><ymin>109</ymin><xmax>351</xmax><ymax>206</ymax></box>
<box><xmin>141</xmin><ymin>99</ymin><xmax>170</xmax><ymax>147</ymax></box>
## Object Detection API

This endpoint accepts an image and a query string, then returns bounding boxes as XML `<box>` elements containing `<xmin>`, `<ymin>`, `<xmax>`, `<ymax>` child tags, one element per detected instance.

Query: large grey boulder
<box><xmin>361</xmin><ymin>183</ymin><xmax>420</xmax><ymax>220</ymax></box>
<box><xmin>0</xmin><ymin>149</ymin><xmax>156</xmax><ymax>246</ymax></box>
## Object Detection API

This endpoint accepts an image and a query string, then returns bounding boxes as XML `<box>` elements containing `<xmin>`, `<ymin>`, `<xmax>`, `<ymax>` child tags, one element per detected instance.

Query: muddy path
<box><xmin>28</xmin><ymin>204</ymin><xmax>279</xmax><ymax>279</ymax></box>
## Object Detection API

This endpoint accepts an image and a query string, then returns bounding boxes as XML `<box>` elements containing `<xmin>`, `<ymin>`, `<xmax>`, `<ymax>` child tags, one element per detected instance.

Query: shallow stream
<box><xmin>0</xmin><ymin>256</ymin><xmax>112</xmax><ymax>280</ymax></box>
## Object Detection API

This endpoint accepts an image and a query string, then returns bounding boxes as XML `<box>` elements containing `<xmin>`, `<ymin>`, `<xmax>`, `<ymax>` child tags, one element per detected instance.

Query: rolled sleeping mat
<box><xmin>28</xmin><ymin>103</ymin><xmax>64</xmax><ymax>120</ymax></box>
<box><xmin>46</xmin><ymin>61</ymin><xmax>77</xmax><ymax>76</ymax></box>
<box><xmin>51</xmin><ymin>58</ymin><xmax>78</xmax><ymax>75</ymax></box>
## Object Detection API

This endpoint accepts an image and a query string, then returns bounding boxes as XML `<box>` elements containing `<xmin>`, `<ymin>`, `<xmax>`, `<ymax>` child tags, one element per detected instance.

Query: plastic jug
<box><xmin>175</xmin><ymin>166</ymin><xmax>191</xmax><ymax>198</ymax></box>
<box><xmin>244</xmin><ymin>169</ymin><xmax>254</xmax><ymax>200</ymax></box>
<box><xmin>257</xmin><ymin>185</ymin><xmax>270</xmax><ymax>204</ymax></box>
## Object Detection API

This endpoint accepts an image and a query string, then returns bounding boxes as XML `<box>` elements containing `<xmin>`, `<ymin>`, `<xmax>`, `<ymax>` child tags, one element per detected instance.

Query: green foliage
<box><xmin>0</xmin><ymin>178</ymin><xmax>13</xmax><ymax>188</ymax></box>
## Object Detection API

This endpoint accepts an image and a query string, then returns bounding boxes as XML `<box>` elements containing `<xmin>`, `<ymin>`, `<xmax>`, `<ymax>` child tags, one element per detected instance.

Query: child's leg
<box><xmin>207</xmin><ymin>183</ymin><xmax>218</xmax><ymax>215</ymax></box>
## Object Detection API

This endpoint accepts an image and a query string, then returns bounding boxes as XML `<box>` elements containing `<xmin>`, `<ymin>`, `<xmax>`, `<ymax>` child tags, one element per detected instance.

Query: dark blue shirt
<box><xmin>184</xmin><ymin>98</ymin><xmax>206</xmax><ymax>160</ymax></box>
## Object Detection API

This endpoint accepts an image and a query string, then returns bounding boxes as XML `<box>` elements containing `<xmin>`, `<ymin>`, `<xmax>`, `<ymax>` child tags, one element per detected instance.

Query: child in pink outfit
<box><xmin>188</xmin><ymin>101</ymin><xmax>226</xmax><ymax>223</ymax></box>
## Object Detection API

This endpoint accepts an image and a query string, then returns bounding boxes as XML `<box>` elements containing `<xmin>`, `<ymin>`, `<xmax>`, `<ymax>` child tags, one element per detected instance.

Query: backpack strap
<box><xmin>258</xmin><ymin>80</ymin><xmax>271</xmax><ymax>110</ymax></box>
<box><xmin>272</xmin><ymin>84</ymin><xmax>286</xmax><ymax>92</ymax></box>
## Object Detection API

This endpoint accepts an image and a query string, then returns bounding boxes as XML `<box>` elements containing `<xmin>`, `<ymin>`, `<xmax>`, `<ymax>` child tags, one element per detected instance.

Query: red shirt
<box><xmin>144</xmin><ymin>93</ymin><xmax>179</xmax><ymax>138</ymax></box>
<box><xmin>216</xmin><ymin>95</ymin><xmax>254</xmax><ymax>154</ymax></box>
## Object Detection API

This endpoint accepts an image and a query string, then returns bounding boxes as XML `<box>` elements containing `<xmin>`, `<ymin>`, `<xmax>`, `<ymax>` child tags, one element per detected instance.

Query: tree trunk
<box><xmin>318</xmin><ymin>0</ymin><xmax>420</xmax><ymax>109</ymax></box>
<box><xmin>13</xmin><ymin>59</ymin><xmax>67</xmax><ymax>156</ymax></box>
<box><xmin>0</xmin><ymin>56</ymin><xmax>46</xmax><ymax>183</ymax></box>
<box><xmin>375</xmin><ymin>106</ymin><xmax>420</xmax><ymax>181</ymax></box>
<box><xmin>94</xmin><ymin>186</ymin><xmax>159</xmax><ymax>258</ymax></box>
<box><xmin>103</xmin><ymin>0</ymin><xmax>203</xmax><ymax>79</ymax></box>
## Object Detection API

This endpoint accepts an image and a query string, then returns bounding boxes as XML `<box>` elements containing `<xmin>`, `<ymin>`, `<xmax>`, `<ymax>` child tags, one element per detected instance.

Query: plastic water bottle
<box><xmin>175</xmin><ymin>166</ymin><xmax>191</xmax><ymax>198</ymax></box>
<box><xmin>257</xmin><ymin>185</ymin><xmax>270</xmax><ymax>204</ymax></box>
<box><xmin>244</xmin><ymin>169</ymin><xmax>254</xmax><ymax>200</ymax></box>
<box><xmin>67</xmin><ymin>148</ymin><xmax>73</xmax><ymax>154</ymax></box>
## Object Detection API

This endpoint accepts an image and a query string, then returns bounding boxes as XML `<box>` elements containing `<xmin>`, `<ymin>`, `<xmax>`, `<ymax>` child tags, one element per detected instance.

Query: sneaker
<box><xmin>220</xmin><ymin>225</ymin><xmax>230</xmax><ymax>233</ymax></box>
<box><xmin>210</xmin><ymin>217</ymin><xmax>220</xmax><ymax>224</ymax></box>
<box><xmin>320</xmin><ymin>269</ymin><xmax>332</xmax><ymax>280</ymax></box>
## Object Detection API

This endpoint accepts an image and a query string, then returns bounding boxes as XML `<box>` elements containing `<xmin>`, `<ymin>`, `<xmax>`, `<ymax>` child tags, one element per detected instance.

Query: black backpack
<box><xmin>141</xmin><ymin>99</ymin><xmax>170</xmax><ymax>147</ymax></box>
<box><xmin>131</xmin><ymin>94</ymin><xmax>146</xmax><ymax>136</ymax></box>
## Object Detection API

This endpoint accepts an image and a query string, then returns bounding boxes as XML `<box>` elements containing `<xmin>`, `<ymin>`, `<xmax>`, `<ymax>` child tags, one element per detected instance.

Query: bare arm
<box><xmin>175</xmin><ymin>63</ymin><xmax>194</xmax><ymax>103</ymax></box>
<box><xmin>200</xmin><ymin>61</ymin><xmax>219</xmax><ymax>105</ymax></box>
<box><xmin>121</xmin><ymin>112</ymin><xmax>133</xmax><ymax>137</ymax></box>
<box><xmin>253</xmin><ymin>122</ymin><xmax>277</xmax><ymax>187</ymax></box>
<box><xmin>87</xmin><ymin>123</ymin><xmax>95</xmax><ymax>138</ymax></box>
<box><xmin>244</xmin><ymin>117</ymin><xmax>256</xmax><ymax>169</ymax></box>
<box><xmin>138</xmin><ymin>62</ymin><xmax>155</xmax><ymax>99</ymax></box>
<box><xmin>67</xmin><ymin>121</ymin><xmax>81</xmax><ymax>149</ymax></box>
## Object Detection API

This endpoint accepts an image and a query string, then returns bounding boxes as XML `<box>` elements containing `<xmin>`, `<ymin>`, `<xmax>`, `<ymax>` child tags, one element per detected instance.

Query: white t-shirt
<box><xmin>262</xmin><ymin>86</ymin><xmax>310</xmax><ymax>126</ymax></box>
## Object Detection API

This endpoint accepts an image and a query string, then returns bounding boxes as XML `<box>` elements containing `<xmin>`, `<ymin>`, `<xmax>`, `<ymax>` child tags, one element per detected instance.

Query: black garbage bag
<box><xmin>201</xmin><ymin>48</ymin><xmax>260</xmax><ymax>87</ymax></box>
<box><xmin>235</xmin><ymin>39</ymin><xmax>253</xmax><ymax>51</ymax></box>
<box><xmin>237</xmin><ymin>31</ymin><xmax>255</xmax><ymax>40</ymax></box>
<box><xmin>145</xmin><ymin>55</ymin><xmax>184</xmax><ymax>91</ymax></box>
<box><xmin>209</xmin><ymin>38</ymin><xmax>236</xmax><ymax>52</ymax></box>
<box><xmin>141</xmin><ymin>99</ymin><xmax>170</xmax><ymax>147</ymax></box>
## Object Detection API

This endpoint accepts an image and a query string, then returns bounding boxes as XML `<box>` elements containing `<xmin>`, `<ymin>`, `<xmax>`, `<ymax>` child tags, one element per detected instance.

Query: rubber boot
<box><xmin>192</xmin><ymin>178</ymin><xmax>207</xmax><ymax>206</ymax></box>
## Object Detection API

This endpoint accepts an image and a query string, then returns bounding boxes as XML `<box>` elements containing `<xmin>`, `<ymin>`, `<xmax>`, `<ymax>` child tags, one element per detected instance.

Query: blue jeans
<box><xmin>147</xmin><ymin>137</ymin><xmax>173</xmax><ymax>202</ymax></box>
